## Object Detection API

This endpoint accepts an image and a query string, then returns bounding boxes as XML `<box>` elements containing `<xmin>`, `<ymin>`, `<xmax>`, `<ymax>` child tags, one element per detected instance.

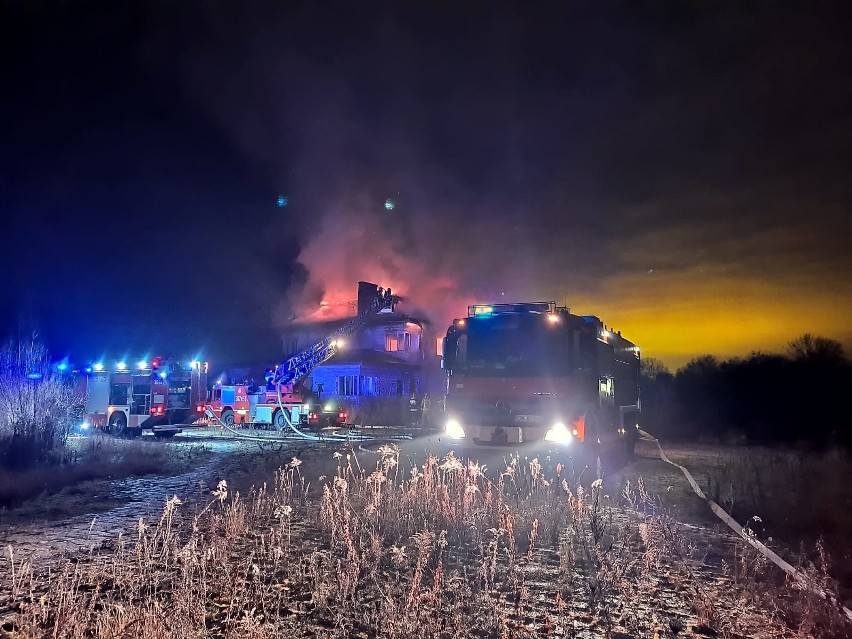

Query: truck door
<box><xmin>131</xmin><ymin>375</ymin><xmax>151</xmax><ymax>415</ymax></box>
<box><xmin>109</xmin><ymin>379</ymin><xmax>131</xmax><ymax>408</ymax></box>
<box><xmin>86</xmin><ymin>373</ymin><xmax>110</xmax><ymax>414</ymax></box>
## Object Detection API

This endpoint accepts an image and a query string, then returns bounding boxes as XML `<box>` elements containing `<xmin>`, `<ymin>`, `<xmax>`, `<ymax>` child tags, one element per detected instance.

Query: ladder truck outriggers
<box><xmin>206</xmin><ymin>282</ymin><xmax>399</xmax><ymax>430</ymax></box>
<box><xmin>441</xmin><ymin>302</ymin><xmax>641</xmax><ymax>453</ymax></box>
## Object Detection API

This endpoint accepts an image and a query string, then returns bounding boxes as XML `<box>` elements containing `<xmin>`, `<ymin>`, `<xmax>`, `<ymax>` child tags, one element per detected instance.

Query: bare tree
<box><xmin>0</xmin><ymin>331</ymin><xmax>79</xmax><ymax>467</ymax></box>
<box><xmin>640</xmin><ymin>357</ymin><xmax>671</xmax><ymax>381</ymax></box>
<box><xmin>786</xmin><ymin>334</ymin><xmax>846</xmax><ymax>364</ymax></box>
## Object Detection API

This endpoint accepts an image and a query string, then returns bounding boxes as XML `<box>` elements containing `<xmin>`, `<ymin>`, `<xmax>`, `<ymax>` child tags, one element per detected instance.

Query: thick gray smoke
<box><xmin>150</xmin><ymin>5</ymin><xmax>852</xmax><ymax>365</ymax></box>
<box><xmin>158</xmin><ymin>11</ymin><xmax>580</xmax><ymax>330</ymax></box>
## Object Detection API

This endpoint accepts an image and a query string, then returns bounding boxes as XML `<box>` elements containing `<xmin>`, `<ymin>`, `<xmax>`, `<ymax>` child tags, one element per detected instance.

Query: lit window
<box><xmin>386</xmin><ymin>332</ymin><xmax>411</xmax><ymax>352</ymax></box>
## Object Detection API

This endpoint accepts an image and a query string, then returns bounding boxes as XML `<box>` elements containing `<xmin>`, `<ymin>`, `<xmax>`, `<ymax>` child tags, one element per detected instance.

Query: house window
<box><xmin>337</xmin><ymin>375</ymin><xmax>360</xmax><ymax>397</ymax></box>
<box><xmin>360</xmin><ymin>376</ymin><xmax>379</xmax><ymax>396</ymax></box>
<box><xmin>385</xmin><ymin>332</ymin><xmax>411</xmax><ymax>352</ymax></box>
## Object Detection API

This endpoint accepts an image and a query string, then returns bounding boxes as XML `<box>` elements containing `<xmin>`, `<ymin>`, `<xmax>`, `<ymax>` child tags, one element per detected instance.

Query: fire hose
<box><xmin>639</xmin><ymin>429</ymin><xmax>852</xmax><ymax>624</ymax></box>
<box><xmin>198</xmin><ymin>385</ymin><xmax>411</xmax><ymax>445</ymax></box>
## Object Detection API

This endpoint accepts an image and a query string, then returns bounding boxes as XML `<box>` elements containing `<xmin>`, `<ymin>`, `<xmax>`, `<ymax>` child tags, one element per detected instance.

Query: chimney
<box><xmin>357</xmin><ymin>281</ymin><xmax>379</xmax><ymax>315</ymax></box>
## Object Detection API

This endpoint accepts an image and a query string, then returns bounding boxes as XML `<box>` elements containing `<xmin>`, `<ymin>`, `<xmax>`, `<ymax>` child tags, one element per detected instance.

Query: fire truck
<box><xmin>76</xmin><ymin>357</ymin><xmax>208</xmax><ymax>438</ymax></box>
<box><xmin>441</xmin><ymin>302</ymin><xmax>641</xmax><ymax>452</ymax></box>
<box><xmin>206</xmin><ymin>282</ymin><xmax>393</xmax><ymax>431</ymax></box>
<box><xmin>207</xmin><ymin>380</ymin><xmax>349</xmax><ymax>430</ymax></box>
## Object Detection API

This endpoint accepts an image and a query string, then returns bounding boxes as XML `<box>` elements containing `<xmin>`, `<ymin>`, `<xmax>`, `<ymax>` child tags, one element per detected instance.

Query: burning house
<box><xmin>280</xmin><ymin>282</ymin><xmax>429</xmax><ymax>423</ymax></box>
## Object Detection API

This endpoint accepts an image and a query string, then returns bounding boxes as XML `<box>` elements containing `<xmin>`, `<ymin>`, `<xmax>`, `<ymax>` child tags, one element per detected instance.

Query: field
<box><xmin>1</xmin><ymin>430</ymin><xmax>851</xmax><ymax>638</ymax></box>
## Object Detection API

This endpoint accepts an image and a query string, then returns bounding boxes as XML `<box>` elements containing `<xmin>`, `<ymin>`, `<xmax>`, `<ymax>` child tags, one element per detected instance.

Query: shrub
<box><xmin>0</xmin><ymin>333</ymin><xmax>79</xmax><ymax>470</ymax></box>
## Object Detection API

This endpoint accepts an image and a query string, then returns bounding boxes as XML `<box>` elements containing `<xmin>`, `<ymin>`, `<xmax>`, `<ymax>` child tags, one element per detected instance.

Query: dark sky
<box><xmin>3</xmin><ymin>1</ymin><xmax>851</xmax><ymax>368</ymax></box>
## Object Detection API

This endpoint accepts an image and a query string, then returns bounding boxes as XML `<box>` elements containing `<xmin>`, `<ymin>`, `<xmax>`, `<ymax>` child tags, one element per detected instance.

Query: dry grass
<box><xmin>624</xmin><ymin>442</ymin><xmax>852</xmax><ymax>612</ymax></box>
<box><xmin>1</xmin><ymin>446</ymin><xmax>850</xmax><ymax>638</ymax></box>
<box><xmin>0</xmin><ymin>436</ymin><xmax>204</xmax><ymax>509</ymax></box>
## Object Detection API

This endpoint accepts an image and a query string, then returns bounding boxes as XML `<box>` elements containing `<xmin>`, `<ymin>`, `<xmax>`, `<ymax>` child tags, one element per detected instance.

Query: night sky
<box><xmin>3</xmin><ymin>2</ymin><xmax>851</xmax><ymax>369</ymax></box>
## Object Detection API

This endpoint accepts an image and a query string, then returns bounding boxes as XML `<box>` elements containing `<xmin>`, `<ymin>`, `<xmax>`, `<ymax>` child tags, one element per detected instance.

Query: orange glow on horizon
<box><xmin>562</xmin><ymin>268</ymin><xmax>852</xmax><ymax>371</ymax></box>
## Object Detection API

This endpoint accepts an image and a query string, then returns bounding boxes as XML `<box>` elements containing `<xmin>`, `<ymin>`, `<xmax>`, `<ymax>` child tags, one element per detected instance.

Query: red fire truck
<box><xmin>441</xmin><ymin>302</ymin><xmax>641</xmax><ymax>453</ymax></box>
<box><xmin>206</xmin><ymin>380</ymin><xmax>349</xmax><ymax>430</ymax></box>
<box><xmin>76</xmin><ymin>357</ymin><xmax>208</xmax><ymax>438</ymax></box>
<box><xmin>206</xmin><ymin>281</ymin><xmax>395</xmax><ymax>431</ymax></box>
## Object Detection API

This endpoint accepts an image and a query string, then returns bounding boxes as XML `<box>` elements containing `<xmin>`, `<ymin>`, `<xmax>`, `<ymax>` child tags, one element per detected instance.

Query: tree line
<box><xmin>640</xmin><ymin>334</ymin><xmax>852</xmax><ymax>446</ymax></box>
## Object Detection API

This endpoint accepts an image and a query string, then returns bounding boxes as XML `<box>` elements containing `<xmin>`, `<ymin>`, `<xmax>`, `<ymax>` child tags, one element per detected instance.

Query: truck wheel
<box><xmin>108</xmin><ymin>412</ymin><xmax>128</xmax><ymax>438</ymax></box>
<box><xmin>221</xmin><ymin>409</ymin><xmax>235</xmax><ymax>427</ymax></box>
<box><xmin>273</xmin><ymin>409</ymin><xmax>288</xmax><ymax>429</ymax></box>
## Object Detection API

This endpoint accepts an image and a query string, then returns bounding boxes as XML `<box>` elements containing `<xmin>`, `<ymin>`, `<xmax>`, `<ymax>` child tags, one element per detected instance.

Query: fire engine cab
<box><xmin>442</xmin><ymin>302</ymin><xmax>641</xmax><ymax>453</ymax></box>
<box><xmin>77</xmin><ymin>357</ymin><xmax>208</xmax><ymax>438</ymax></box>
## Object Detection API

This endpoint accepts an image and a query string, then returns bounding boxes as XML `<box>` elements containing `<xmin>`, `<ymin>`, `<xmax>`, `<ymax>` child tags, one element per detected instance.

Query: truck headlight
<box><xmin>544</xmin><ymin>422</ymin><xmax>572</xmax><ymax>444</ymax></box>
<box><xmin>445</xmin><ymin>418</ymin><xmax>466</xmax><ymax>439</ymax></box>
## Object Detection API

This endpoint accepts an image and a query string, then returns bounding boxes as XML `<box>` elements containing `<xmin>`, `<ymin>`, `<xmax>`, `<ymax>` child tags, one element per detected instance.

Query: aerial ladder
<box><xmin>270</xmin><ymin>288</ymin><xmax>400</xmax><ymax>437</ymax></box>
<box><xmin>272</xmin><ymin>289</ymin><xmax>399</xmax><ymax>388</ymax></box>
<box><xmin>206</xmin><ymin>287</ymin><xmax>400</xmax><ymax>439</ymax></box>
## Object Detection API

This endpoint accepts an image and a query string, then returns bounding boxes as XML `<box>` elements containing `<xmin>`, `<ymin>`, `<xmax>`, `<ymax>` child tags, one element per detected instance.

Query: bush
<box><xmin>0</xmin><ymin>333</ymin><xmax>79</xmax><ymax>470</ymax></box>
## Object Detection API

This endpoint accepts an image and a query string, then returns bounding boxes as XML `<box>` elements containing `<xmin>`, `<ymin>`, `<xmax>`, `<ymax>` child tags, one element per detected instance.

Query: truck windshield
<box><xmin>452</xmin><ymin>314</ymin><xmax>572</xmax><ymax>377</ymax></box>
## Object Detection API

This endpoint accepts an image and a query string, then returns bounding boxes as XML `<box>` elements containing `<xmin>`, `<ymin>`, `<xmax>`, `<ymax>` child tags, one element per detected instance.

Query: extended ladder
<box><xmin>272</xmin><ymin>291</ymin><xmax>398</xmax><ymax>386</ymax></box>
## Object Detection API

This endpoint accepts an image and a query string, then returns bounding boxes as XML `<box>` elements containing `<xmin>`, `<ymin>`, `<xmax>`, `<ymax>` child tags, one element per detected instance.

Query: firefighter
<box><xmin>408</xmin><ymin>392</ymin><xmax>420</xmax><ymax>427</ymax></box>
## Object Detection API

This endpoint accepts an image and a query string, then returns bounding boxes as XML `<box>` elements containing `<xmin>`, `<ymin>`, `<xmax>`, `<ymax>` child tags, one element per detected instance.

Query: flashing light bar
<box><xmin>80</xmin><ymin>357</ymin><xmax>208</xmax><ymax>374</ymax></box>
<box><xmin>467</xmin><ymin>301</ymin><xmax>556</xmax><ymax>317</ymax></box>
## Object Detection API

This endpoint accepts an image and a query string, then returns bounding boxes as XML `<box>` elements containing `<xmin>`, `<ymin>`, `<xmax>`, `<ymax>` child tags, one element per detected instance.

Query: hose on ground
<box><xmin>195</xmin><ymin>387</ymin><xmax>411</xmax><ymax>445</ymax></box>
<box><xmin>639</xmin><ymin>429</ymin><xmax>852</xmax><ymax>624</ymax></box>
